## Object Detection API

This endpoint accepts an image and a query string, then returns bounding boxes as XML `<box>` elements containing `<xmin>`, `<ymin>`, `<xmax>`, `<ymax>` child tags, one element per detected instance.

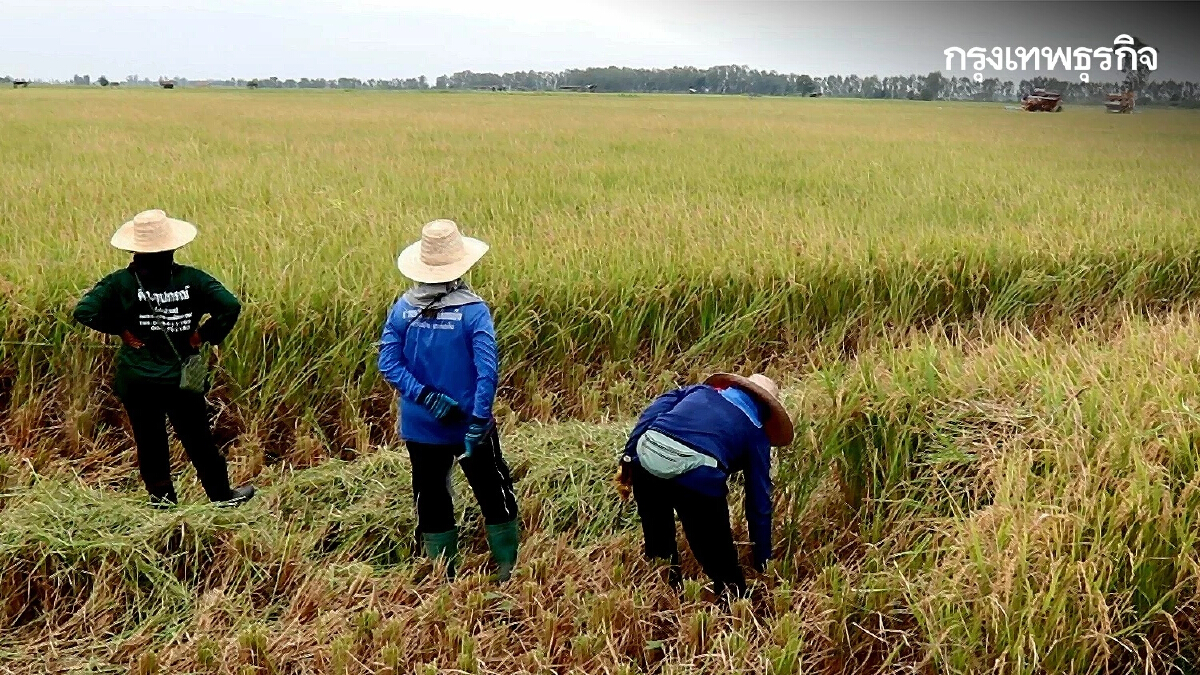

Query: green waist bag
<box><xmin>178</xmin><ymin>352</ymin><xmax>209</xmax><ymax>394</ymax></box>
<box><xmin>636</xmin><ymin>430</ymin><xmax>720</xmax><ymax>480</ymax></box>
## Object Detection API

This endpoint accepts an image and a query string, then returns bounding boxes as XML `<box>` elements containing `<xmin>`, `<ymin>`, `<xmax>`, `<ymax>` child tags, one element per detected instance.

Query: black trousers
<box><xmin>406</xmin><ymin>427</ymin><xmax>518</xmax><ymax>534</ymax></box>
<box><xmin>116</xmin><ymin>378</ymin><xmax>233</xmax><ymax>503</ymax></box>
<box><xmin>631</xmin><ymin>462</ymin><xmax>746</xmax><ymax>597</ymax></box>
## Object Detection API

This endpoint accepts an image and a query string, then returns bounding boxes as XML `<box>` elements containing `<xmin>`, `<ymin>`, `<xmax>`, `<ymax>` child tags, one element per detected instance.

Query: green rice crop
<box><xmin>3</xmin><ymin>89</ymin><xmax>1200</xmax><ymax>455</ymax></box>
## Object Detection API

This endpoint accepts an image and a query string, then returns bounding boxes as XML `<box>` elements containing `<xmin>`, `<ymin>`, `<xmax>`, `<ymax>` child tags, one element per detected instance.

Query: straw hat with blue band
<box><xmin>705</xmin><ymin>372</ymin><xmax>794</xmax><ymax>446</ymax></box>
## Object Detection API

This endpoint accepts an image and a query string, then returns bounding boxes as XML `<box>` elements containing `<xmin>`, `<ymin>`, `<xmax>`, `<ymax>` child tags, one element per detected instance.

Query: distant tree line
<box><xmin>431</xmin><ymin>67</ymin><xmax>1199</xmax><ymax>105</ymax></box>
<box><xmin>220</xmin><ymin>76</ymin><xmax>431</xmax><ymax>90</ymax></box>
<box><xmin>5</xmin><ymin>67</ymin><xmax>1199</xmax><ymax>105</ymax></box>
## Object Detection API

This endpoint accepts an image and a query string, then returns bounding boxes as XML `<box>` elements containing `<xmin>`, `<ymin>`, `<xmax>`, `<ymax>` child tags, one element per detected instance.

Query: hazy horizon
<box><xmin>4</xmin><ymin>1</ymin><xmax>1199</xmax><ymax>83</ymax></box>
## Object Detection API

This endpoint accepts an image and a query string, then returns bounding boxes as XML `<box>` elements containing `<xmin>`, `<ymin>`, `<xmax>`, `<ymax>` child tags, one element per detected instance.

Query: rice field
<box><xmin>2</xmin><ymin>88</ymin><xmax>1200</xmax><ymax>673</ymax></box>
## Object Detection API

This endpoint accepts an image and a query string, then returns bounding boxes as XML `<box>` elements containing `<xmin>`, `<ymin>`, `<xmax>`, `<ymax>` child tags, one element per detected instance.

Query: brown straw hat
<box><xmin>110</xmin><ymin>209</ymin><xmax>197</xmax><ymax>253</ymax></box>
<box><xmin>705</xmin><ymin>372</ymin><xmax>794</xmax><ymax>446</ymax></box>
<box><xmin>397</xmin><ymin>219</ymin><xmax>489</xmax><ymax>283</ymax></box>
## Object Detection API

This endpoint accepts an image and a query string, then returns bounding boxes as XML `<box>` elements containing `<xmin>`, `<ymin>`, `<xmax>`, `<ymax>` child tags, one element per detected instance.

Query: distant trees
<box><xmin>421</xmin><ymin>66</ymin><xmax>1189</xmax><ymax>105</ymax></box>
<box><xmin>1121</xmin><ymin>35</ymin><xmax>1153</xmax><ymax>94</ymax></box>
<box><xmin>425</xmin><ymin>66</ymin><xmax>838</xmax><ymax>96</ymax></box>
<box><xmin>918</xmin><ymin>71</ymin><xmax>946</xmax><ymax>100</ymax></box>
<box><xmin>222</xmin><ymin>76</ymin><xmax>432</xmax><ymax>90</ymax></box>
<box><xmin>19</xmin><ymin>60</ymin><xmax>1200</xmax><ymax>105</ymax></box>
<box><xmin>796</xmin><ymin>74</ymin><xmax>817</xmax><ymax>96</ymax></box>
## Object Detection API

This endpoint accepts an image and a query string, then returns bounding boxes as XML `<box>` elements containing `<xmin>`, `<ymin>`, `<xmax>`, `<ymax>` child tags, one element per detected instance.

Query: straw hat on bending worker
<box><xmin>704</xmin><ymin>372</ymin><xmax>793</xmax><ymax>446</ymax></box>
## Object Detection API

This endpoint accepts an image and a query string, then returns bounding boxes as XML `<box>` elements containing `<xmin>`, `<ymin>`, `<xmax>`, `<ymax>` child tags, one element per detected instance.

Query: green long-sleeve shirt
<box><xmin>73</xmin><ymin>264</ymin><xmax>241</xmax><ymax>384</ymax></box>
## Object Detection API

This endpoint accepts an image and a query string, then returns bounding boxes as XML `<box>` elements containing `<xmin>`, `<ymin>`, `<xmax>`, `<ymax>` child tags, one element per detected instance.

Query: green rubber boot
<box><xmin>485</xmin><ymin>519</ymin><xmax>520</xmax><ymax>582</ymax></box>
<box><xmin>422</xmin><ymin>528</ymin><xmax>459</xmax><ymax>578</ymax></box>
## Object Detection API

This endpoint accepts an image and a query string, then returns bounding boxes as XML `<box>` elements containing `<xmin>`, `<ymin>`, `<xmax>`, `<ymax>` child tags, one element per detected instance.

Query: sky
<box><xmin>3</xmin><ymin>0</ymin><xmax>1198</xmax><ymax>82</ymax></box>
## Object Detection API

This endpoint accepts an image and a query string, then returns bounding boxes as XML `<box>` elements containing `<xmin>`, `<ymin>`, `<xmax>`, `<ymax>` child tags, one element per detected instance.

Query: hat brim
<box><xmin>705</xmin><ymin>373</ymin><xmax>794</xmax><ymax>446</ymax></box>
<box><xmin>110</xmin><ymin>218</ymin><xmax>197</xmax><ymax>253</ymax></box>
<box><xmin>396</xmin><ymin>237</ymin><xmax>489</xmax><ymax>283</ymax></box>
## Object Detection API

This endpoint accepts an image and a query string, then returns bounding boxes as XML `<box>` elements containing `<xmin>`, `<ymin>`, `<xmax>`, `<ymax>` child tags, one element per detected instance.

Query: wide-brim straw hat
<box><xmin>705</xmin><ymin>372</ymin><xmax>794</xmax><ymax>446</ymax></box>
<box><xmin>111</xmin><ymin>209</ymin><xmax>197</xmax><ymax>253</ymax></box>
<box><xmin>397</xmin><ymin>219</ymin><xmax>489</xmax><ymax>283</ymax></box>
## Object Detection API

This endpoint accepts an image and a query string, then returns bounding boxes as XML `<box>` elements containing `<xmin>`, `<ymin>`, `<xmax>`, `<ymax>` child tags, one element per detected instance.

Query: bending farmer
<box><xmin>621</xmin><ymin>373</ymin><xmax>793</xmax><ymax>598</ymax></box>
<box><xmin>74</xmin><ymin>210</ymin><xmax>255</xmax><ymax>507</ymax></box>
<box><xmin>377</xmin><ymin>220</ymin><xmax>518</xmax><ymax>581</ymax></box>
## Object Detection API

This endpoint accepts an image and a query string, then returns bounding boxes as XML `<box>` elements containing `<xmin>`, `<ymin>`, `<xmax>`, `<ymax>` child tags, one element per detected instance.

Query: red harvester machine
<box><xmin>1105</xmin><ymin>91</ymin><xmax>1135</xmax><ymax>113</ymax></box>
<box><xmin>1021</xmin><ymin>88</ymin><xmax>1063</xmax><ymax>112</ymax></box>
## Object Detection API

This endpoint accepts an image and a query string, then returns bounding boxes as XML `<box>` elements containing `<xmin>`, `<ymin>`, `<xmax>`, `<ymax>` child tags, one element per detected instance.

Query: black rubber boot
<box><xmin>217</xmin><ymin>484</ymin><xmax>256</xmax><ymax>508</ymax></box>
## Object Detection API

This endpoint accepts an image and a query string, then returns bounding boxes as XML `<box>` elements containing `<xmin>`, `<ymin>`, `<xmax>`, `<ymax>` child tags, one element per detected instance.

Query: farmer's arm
<box><xmin>73</xmin><ymin>274</ymin><xmax>124</xmax><ymax>335</ymax></box>
<box><xmin>622</xmin><ymin>385</ymin><xmax>702</xmax><ymax>457</ymax></box>
<box><xmin>744</xmin><ymin>436</ymin><xmax>773</xmax><ymax>570</ymax></box>
<box><xmin>195</xmin><ymin>271</ymin><xmax>241</xmax><ymax>345</ymax></box>
<box><xmin>377</xmin><ymin>303</ymin><xmax>425</xmax><ymax>402</ymax></box>
<box><xmin>468</xmin><ymin>306</ymin><xmax>499</xmax><ymax>420</ymax></box>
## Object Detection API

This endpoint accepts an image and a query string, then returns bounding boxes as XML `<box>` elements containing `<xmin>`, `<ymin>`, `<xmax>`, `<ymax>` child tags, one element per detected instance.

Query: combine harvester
<box><xmin>1106</xmin><ymin>91</ymin><xmax>1135</xmax><ymax>113</ymax></box>
<box><xmin>1021</xmin><ymin>88</ymin><xmax>1063</xmax><ymax>112</ymax></box>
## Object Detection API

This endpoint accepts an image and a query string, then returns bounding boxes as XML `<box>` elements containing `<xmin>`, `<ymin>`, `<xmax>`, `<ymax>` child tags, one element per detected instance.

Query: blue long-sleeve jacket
<box><xmin>624</xmin><ymin>385</ymin><xmax>774</xmax><ymax>567</ymax></box>
<box><xmin>377</xmin><ymin>297</ymin><xmax>498</xmax><ymax>445</ymax></box>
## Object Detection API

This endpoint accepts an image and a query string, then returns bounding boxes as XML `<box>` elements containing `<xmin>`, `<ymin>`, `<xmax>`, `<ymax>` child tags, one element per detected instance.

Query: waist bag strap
<box><xmin>637</xmin><ymin>430</ymin><xmax>719</xmax><ymax>480</ymax></box>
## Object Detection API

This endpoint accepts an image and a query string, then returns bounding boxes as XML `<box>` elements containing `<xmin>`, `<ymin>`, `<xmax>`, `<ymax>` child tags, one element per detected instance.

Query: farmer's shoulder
<box><xmin>93</xmin><ymin>267</ymin><xmax>136</xmax><ymax>290</ymax></box>
<box><xmin>460</xmin><ymin>300</ymin><xmax>494</xmax><ymax>323</ymax></box>
<box><xmin>384</xmin><ymin>296</ymin><xmax>416</xmax><ymax>323</ymax></box>
<box><xmin>173</xmin><ymin>264</ymin><xmax>217</xmax><ymax>282</ymax></box>
<box><xmin>391</xmin><ymin>294</ymin><xmax>417</xmax><ymax>312</ymax></box>
<box><xmin>175</xmin><ymin>265</ymin><xmax>237</xmax><ymax>292</ymax></box>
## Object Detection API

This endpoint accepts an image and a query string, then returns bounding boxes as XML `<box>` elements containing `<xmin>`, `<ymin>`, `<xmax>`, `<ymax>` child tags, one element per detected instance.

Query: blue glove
<box><xmin>418</xmin><ymin>387</ymin><xmax>462</xmax><ymax>422</ymax></box>
<box><xmin>462</xmin><ymin>416</ymin><xmax>492</xmax><ymax>459</ymax></box>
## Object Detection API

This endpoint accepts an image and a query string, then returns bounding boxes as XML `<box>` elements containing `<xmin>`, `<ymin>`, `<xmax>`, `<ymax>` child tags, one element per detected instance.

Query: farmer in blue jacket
<box><xmin>620</xmin><ymin>373</ymin><xmax>793</xmax><ymax>598</ymax></box>
<box><xmin>377</xmin><ymin>219</ymin><xmax>518</xmax><ymax>581</ymax></box>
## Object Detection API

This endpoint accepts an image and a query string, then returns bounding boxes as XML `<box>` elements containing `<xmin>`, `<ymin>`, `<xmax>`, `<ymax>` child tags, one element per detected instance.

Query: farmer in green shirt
<box><xmin>74</xmin><ymin>210</ymin><xmax>255</xmax><ymax>507</ymax></box>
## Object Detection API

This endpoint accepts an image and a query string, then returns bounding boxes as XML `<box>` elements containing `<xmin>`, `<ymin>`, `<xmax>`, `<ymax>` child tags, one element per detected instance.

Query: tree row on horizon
<box><xmin>6</xmin><ymin>65</ymin><xmax>1199</xmax><ymax>105</ymax></box>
